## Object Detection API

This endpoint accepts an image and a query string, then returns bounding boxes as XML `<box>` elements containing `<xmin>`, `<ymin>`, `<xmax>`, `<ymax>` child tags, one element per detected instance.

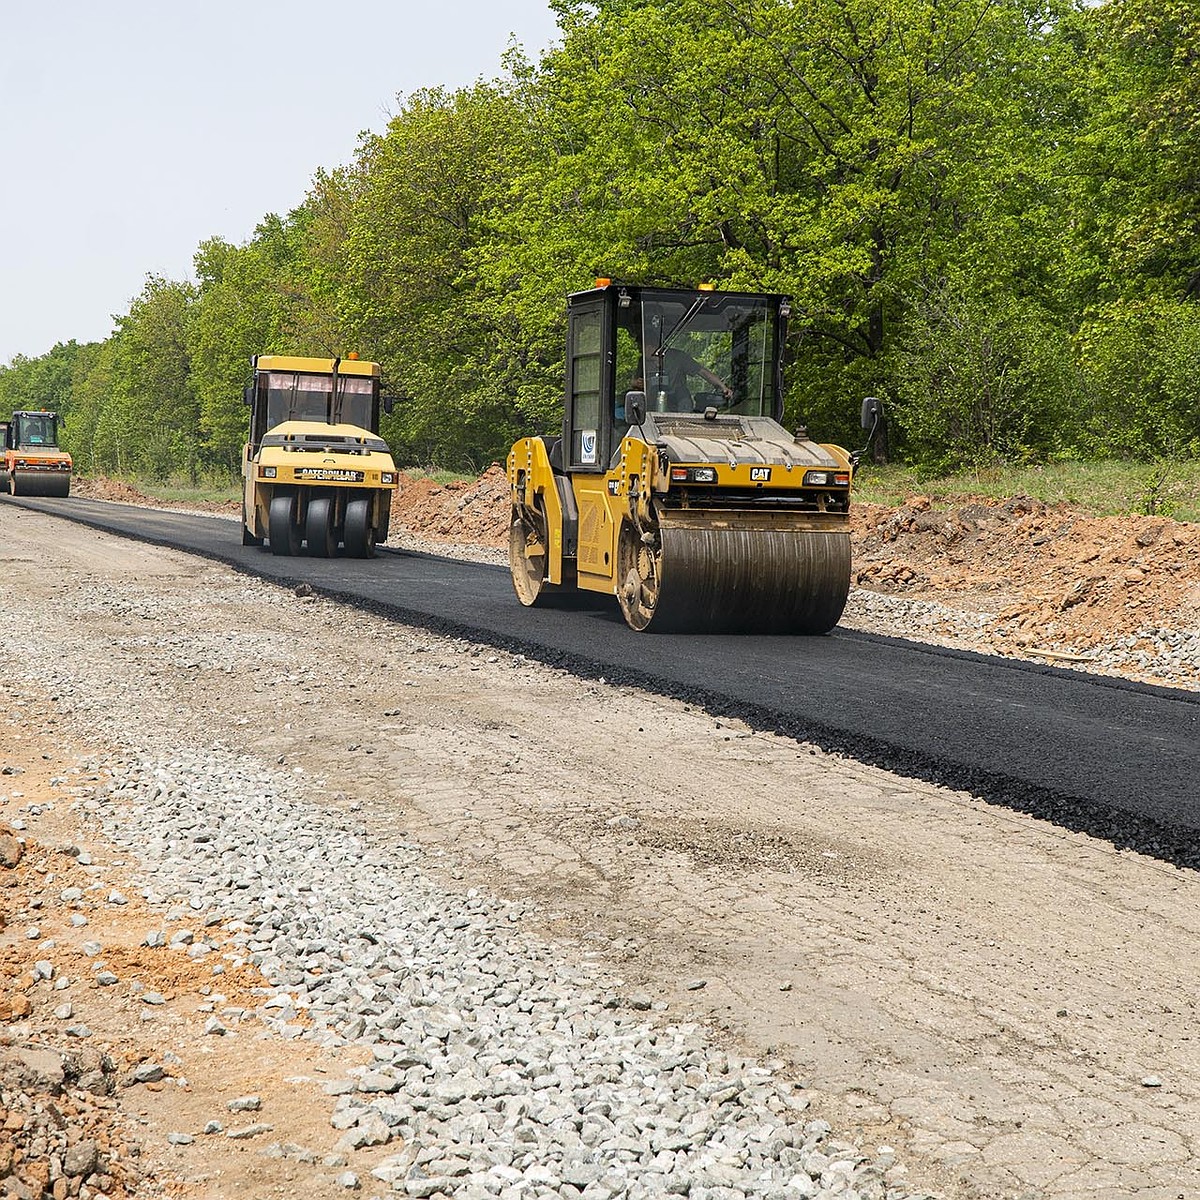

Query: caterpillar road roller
<box><xmin>2</xmin><ymin>410</ymin><xmax>72</xmax><ymax>497</ymax></box>
<box><xmin>507</xmin><ymin>282</ymin><xmax>878</xmax><ymax>633</ymax></box>
<box><xmin>242</xmin><ymin>354</ymin><xmax>399</xmax><ymax>557</ymax></box>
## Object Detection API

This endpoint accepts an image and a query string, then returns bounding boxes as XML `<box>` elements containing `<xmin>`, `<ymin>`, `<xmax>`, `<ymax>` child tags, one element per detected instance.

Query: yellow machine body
<box><xmin>507</xmin><ymin>285</ymin><xmax>861</xmax><ymax>633</ymax></box>
<box><xmin>241</xmin><ymin>355</ymin><xmax>399</xmax><ymax>558</ymax></box>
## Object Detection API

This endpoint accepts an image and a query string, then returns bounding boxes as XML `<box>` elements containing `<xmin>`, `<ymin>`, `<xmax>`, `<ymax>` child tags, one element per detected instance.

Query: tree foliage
<box><xmin>2</xmin><ymin>0</ymin><xmax>1199</xmax><ymax>477</ymax></box>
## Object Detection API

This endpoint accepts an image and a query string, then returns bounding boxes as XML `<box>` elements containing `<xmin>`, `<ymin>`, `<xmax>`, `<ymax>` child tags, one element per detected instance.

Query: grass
<box><xmin>404</xmin><ymin>468</ymin><xmax>478</xmax><ymax>487</ymax></box>
<box><xmin>852</xmin><ymin>460</ymin><xmax>1200</xmax><ymax>521</ymax></box>
<box><xmin>133</xmin><ymin>478</ymin><xmax>241</xmax><ymax>505</ymax></box>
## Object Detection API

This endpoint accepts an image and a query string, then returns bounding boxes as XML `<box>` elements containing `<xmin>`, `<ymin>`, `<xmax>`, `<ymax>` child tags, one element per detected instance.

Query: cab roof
<box><xmin>254</xmin><ymin>355</ymin><xmax>380</xmax><ymax>378</ymax></box>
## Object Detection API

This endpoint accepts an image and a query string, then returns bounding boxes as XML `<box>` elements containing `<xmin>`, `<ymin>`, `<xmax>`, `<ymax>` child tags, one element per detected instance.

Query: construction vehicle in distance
<box><xmin>241</xmin><ymin>354</ymin><xmax>399</xmax><ymax>557</ymax></box>
<box><xmin>2</xmin><ymin>410</ymin><xmax>72</xmax><ymax>497</ymax></box>
<box><xmin>507</xmin><ymin>281</ymin><xmax>879</xmax><ymax>633</ymax></box>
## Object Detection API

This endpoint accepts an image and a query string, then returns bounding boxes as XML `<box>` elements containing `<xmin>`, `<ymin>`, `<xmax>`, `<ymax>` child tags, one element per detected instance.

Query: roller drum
<box><xmin>11</xmin><ymin>471</ymin><xmax>70</xmax><ymax>498</ymax></box>
<box><xmin>623</xmin><ymin>507</ymin><xmax>850</xmax><ymax>634</ymax></box>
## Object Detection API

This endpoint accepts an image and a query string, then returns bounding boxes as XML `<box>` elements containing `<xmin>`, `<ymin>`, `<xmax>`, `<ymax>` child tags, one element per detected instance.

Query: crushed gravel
<box><xmin>8</xmin><ymin>575</ymin><xmax>934</xmax><ymax>1200</ymax></box>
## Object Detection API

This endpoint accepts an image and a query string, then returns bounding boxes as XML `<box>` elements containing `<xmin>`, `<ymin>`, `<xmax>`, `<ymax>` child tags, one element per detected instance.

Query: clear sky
<box><xmin>0</xmin><ymin>0</ymin><xmax>561</xmax><ymax>365</ymax></box>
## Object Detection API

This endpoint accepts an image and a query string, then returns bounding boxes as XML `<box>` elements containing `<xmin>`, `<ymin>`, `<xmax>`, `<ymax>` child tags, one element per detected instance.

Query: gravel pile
<box><xmin>841</xmin><ymin>589</ymin><xmax>1200</xmax><ymax>687</ymax></box>
<box><xmin>7</xmin><ymin>596</ymin><xmax>933</xmax><ymax>1200</ymax></box>
<box><xmin>80</xmin><ymin>745</ymin><xmax>927</xmax><ymax>1200</ymax></box>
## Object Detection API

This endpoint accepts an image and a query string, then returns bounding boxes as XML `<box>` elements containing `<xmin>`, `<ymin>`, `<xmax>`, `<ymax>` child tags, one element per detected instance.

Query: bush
<box><xmin>1074</xmin><ymin>298</ymin><xmax>1200</xmax><ymax>460</ymax></box>
<box><xmin>892</xmin><ymin>276</ymin><xmax>1078</xmax><ymax>473</ymax></box>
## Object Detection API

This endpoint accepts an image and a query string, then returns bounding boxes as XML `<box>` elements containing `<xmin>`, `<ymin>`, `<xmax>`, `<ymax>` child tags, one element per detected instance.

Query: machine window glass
<box><xmin>640</xmin><ymin>298</ymin><xmax>776</xmax><ymax>416</ymax></box>
<box><xmin>334</xmin><ymin>376</ymin><xmax>374</xmax><ymax>428</ymax></box>
<box><xmin>15</xmin><ymin>414</ymin><xmax>58</xmax><ymax>447</ymax></box>
<box><xmin>263</xmin><ymin>372</ymin><xmax>334</xmax><ymax>428</ymax></box>
<box><xmin>569</xmin><ymin>309</ymin><xmax>603</xmax><ymax>466</ymax></box>
<box><xmin>614</xmin><ymin>324</ymin><xmax>642</xmax><ymax>429</ymax></box>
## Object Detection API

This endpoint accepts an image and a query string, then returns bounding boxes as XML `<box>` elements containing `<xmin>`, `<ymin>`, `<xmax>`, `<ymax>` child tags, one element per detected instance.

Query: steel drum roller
<box><xmin>10</xmin><ymin>472</ymin><xmax>70</xmax><ymax>498</ymax></box>
<box><xmin>618</xmin><ymin>505</ymin><xmax>851</xmax><ymax>634</ymax></box>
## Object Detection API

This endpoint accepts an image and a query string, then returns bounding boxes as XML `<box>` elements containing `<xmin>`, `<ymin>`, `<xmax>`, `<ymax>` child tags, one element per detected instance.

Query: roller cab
<box><xmin>3</xmin><ymin>410</ymin><xmax>72</xmax><ymax>497</ymax></box>
<box><xmin>241</xmin><ymin>355</ymin><xmax>399</xmax><ymax>558</ymax></box>
<box><xmin>508</xmin><ymin>283</ymin><xmax>864</xmax><ymax>633</ymax></box>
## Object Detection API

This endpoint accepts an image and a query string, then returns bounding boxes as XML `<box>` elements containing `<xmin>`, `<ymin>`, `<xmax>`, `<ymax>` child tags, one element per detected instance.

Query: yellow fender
<box><xmin>507</xmin><ymin>437</ymin><xmax>567</xmax><ymax>586</ymax></box>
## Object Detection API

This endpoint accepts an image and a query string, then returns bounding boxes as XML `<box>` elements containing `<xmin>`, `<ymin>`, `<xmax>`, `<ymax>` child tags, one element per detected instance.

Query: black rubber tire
<box><xmin>306</xmin><ymin>494</ymin><xmax>336</xmax><ymax>557</ymax></box>
<box><xmin>268</xmin><ymin>492</ymin><xmax>302</xmax><ymax>556</ymax></box>
<box><xmin>344</xmin><ymin>495</ymin><xmax>376</xmax><ymax>558</ymax></box>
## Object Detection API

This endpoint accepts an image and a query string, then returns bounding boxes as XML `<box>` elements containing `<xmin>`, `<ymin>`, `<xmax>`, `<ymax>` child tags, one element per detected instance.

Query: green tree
<box><xmin>189</xmin><ymin>213</ymin><xmax>312</xmax><ymax>473</ymax></box>
<box><xmin>334</xmin><ymin>80</ymin><xmax>545</xmax><ymax>467</ymax></box>
<box><xmin>495</xmin><ymin>0</ymin><xmax>1082</xmax><ymax>451</ymax></box>
<box><xmin>63</xmin><ymin>340</ymin><xmax>120</xmax><ymax>475</ymax></box>
<box><xmin>1075</xmin><ymin>298</ymin><xmax>1200</xmax><ymax>459</ymax></box>
<box><xmin>1076</xmin><ymin>0</ymin><xmax>1200</xmax><ymax>299</ymax></box>
<box><xmin>895</xmin><ymin>273</ymin><xmax>1078</xmax><ymax>470</ymax></box>
<box><xmin>111</xmin><ymin>276</ymin><xmax>199</xmax><ymax>479</ymax></box>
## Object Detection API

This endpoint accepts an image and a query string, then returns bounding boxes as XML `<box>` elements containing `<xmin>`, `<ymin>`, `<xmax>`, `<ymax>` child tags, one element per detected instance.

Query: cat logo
<box><xmin>750</xmin><ymin>466</ymin><xmax>772</xmax><ymax>482</ymax></box>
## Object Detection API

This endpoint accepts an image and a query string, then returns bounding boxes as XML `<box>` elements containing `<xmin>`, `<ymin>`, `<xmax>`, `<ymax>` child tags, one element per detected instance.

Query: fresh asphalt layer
<box><xmin>5</xmin><ymin>494</ymin><xmax>1198</xmax><ymax>865</ymax></box>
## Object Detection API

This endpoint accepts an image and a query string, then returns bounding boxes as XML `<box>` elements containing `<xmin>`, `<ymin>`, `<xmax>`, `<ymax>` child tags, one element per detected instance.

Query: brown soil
<box><xmin>852</xmin><ymin>496</ymin><xmax>1200</xmax><ymax>654</ymax></box>
<box><xmin>0</xmin><ymin>715</ymin><xmax>368</xmax><ymax>1200</ymax></box>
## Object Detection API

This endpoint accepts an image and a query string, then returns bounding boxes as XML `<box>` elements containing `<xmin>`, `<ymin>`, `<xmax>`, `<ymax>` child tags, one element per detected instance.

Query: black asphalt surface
<box><xmin>6</xmin><ymin>494</ymin><xmax>1199</xmax><ymax>863</ymax></box>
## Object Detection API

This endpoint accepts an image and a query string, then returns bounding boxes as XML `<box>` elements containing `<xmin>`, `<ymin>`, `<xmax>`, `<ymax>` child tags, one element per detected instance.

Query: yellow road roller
<box><xmin>507</xmin><ymin>282</ymin><xmax>878</xmax><ymax>633</ymax></box>
<box><xmin>2</xmin><ymin>410</ymin><xmax>72</xmax><ymax>497</ymax></box>
<box><xmin>242</xmin><ymin>354</ymin><xmax>399</xmax><ymax>557</ymax></box>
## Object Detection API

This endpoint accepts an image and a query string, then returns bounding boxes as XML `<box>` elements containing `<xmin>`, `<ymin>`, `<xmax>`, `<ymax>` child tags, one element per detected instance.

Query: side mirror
<box><xmin>625</xmin><ymin>390</ymin><xmax>646</xmax><ymax>425</ymax></box>
<box><xmin>382</xmin><ymin>396</ymin><xmax>399</xmax><ymax>416</ymax></box>
<box><xmin>851</xmin><ymin>396</ymin><xmax>883</xmax><ymax>469</ymax></box>
<box><xmin>860</xmin><ymin>395</ymin><xmax>881</xmax><ymax>430</ymax></box>
<box><xmin>243</xmin><ymin>385</ymin><xmax>255</xmax><ymax>407</ymax></box>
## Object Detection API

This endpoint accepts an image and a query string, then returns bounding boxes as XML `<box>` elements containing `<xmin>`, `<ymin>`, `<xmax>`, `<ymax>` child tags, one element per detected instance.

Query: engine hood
<box><xmin>647</xmin><ymin>414</ymin><xmax>846</xmax><ymax>470</ymax></box>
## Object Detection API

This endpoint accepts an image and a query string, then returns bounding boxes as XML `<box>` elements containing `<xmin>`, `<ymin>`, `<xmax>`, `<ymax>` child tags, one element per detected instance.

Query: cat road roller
<box><xmin>2</xmin><ymin>410</ymin><xmax>72</xmax><ymax>497</ymax></box>
<box><xmin>242</xmin><ymin>354</ymin><xmax>399</xmax><ymax>557</ymax></box>
<box><xmin>507</xmin><ymin>282</ymin><xmax>879</xmax><ymax>633</ymax></box>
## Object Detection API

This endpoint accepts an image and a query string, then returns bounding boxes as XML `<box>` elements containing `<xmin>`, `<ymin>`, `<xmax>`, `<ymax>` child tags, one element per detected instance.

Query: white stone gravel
<box><xmin>841</xmin><ymin>589</ymin><xmax>1200</xmax><ymax>688</ymax></box>
<box><xmin>10</xmin><ymin>580</ymin><xmax>933</xmax><ymax>1200</ymax></box>
<box><xmin>78</xmin><ymin>742</ymin><xmax>923</xmax><ymax>1199</ymax></box>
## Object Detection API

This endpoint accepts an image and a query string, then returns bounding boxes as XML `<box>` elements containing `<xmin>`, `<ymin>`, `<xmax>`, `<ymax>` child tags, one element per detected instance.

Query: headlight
<box><xmin>804</xmin><ymin>469</ymin><xmax>850</xmax><ymax>487</ymax></box>
<box><xmin>260</xmin><ymin>465</ymin><xmax>277</xmax><ymax>479</ymax></box>
<box><xmin>381</xmin><ymin>472</ymin><xmax>396</xmax><ymax>484</ymax></box>
<box><xmin>669</xmin><ymin>465</ymin><xmax>717</xmax><ymax>484</ymax></box>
